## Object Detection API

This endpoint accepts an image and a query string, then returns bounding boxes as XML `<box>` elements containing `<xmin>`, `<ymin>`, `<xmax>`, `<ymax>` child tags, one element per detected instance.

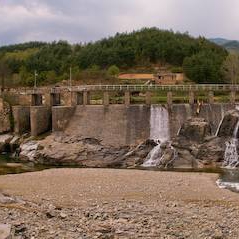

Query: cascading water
<box><xmin>142</xmin><ymin>106</ymin><xmax>171</xmax><ymax>167</ymax></box>
<box><xmin>223</xmin><ymin>120</ymin><xmax>239</xmax><ymax>168</ymax></box>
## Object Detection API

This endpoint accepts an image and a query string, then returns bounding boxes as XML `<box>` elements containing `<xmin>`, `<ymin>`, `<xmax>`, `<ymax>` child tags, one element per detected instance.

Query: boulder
<box><xmin>19</xmin><ymin>141</ymin><xmax>39</xmax><ymax>161</ymax></box>
<box><xmin>178</xmin><ymin>118</ymin><xmax>211</xmax><ymax>143</ymax></box>
<box><xmin>196</xmin><ymin>137</ymin><xmax>226</xmax><ymax>167</ymax></box>
<box><xmin>217</xmin><ymin>110</ymin><xmax>239</xmax><ymax>138</ymax></box>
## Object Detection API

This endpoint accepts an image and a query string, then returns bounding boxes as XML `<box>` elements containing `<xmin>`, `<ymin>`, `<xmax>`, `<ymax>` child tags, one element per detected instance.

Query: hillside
<box><xmin>210</xmin><ymin>38</ymin><xmax>239</xmax><ymax>53</ymax></box>
<box><xmin>0</xmin><ymin>28</ymin><xmax>228</xmax><ymax>87</ymax></box>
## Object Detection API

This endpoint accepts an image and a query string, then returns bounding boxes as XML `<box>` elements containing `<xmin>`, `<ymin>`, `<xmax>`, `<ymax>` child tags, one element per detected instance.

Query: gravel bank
<box><xmin>1</xmin><ymin>168</ymin><xmax>239</xmax><ymax>238</ymax></box>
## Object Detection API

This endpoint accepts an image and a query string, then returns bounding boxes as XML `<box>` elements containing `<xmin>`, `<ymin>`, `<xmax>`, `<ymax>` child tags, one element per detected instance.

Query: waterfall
<box><xmin>149</xmin><ymin>106</ymin><xmax>170</xmax><ymax>142</ymax></box>
<box><xmin>142</xmin><ymin>106</ymin><xmax>170</xmax><ymax>167</ymax></box>
<box><xmin>223</xmin><ymin>120</ymin><xmax>239</xmax><ymax>168</ymax></box>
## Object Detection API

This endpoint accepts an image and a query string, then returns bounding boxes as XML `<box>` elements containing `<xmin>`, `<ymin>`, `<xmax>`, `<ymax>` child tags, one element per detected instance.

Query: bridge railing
<box><xmin>12</xmin><ymin>84</ymin><xmax>239</xmax><ymax>95</ymax></box>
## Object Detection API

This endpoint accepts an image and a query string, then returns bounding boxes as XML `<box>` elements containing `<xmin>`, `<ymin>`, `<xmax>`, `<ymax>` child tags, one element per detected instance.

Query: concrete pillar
<box><xmin>189</xmin><ymin>91</ymin><xmax>195</xmax><ymax>105</ymax></box>
<box><xmin>167</xmin><ymin>92</ymin><xmax>173</xmax><ymax>106</ymax></box>
<box><xmin>103</xmin><ymin>92</ymin><xmax>110</xmax><ymax>106</ymax></box>
<box><xmin>31</xmin><ymin>94</ymin><xmax>42</xmax><ymax>106</ymax></box>
<box><xmin>83</xmin><ymin>91</ymin><xmax>90</xmax><ymax>105</ymax></box>
<box><xmin>145</xmin><ymin>91</ymin><xmax>151</xmax><ymax>105</ymax></box>
<box><xmin>208</xmin><ymin>91</ymin><xmax>214</xmax><ymax>104</ymax></box>
<box><xmin>230</xmin><ymin>91</ymin><xmax>236</xmax><ymax>104</ymax></box>
<box><xmin>70</xmin><ymin>92</ymin><xmax>78</xmax><ymax>106</ymax></box>
<box><xmin>124</xmin><ymin>91</ymin><xmax>130</xmax><ymax>106</ymax></box>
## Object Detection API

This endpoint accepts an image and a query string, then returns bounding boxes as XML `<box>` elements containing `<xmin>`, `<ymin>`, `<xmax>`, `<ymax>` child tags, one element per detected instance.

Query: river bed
<box><xmin>1</xmin><ymin>154</ymin><xmax>239</xmax><ymax>193</ymax></box>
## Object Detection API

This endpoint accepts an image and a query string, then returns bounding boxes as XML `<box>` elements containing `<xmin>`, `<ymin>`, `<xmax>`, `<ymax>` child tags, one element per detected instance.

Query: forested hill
<box><xmin>210</xmin><ymin>38</ymin><xmax>239</xmax><ymax>53</ymax></box>
<box><xmin>0</xmin><ymin>28</ymin><xmax>228</xmax><ymax>86</ymax></box>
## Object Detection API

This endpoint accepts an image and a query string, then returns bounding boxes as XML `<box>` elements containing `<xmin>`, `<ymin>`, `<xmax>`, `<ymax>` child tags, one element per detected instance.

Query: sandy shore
<box><xmin>1</xmin><ymin>168</ymin><xmax>239</xmax><ymax>238</ymax></box>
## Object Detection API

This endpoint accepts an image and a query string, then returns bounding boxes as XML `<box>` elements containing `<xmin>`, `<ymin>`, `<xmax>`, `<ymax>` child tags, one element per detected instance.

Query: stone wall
<box><xmin>12</xmin><ymin>106</ymin><xmax>30</xmax><ymax>134</ymax></box>
<box><xmin>30</xmin><ymin>106</ymin><xmax>51</xmax><ymax>136</ymax></box>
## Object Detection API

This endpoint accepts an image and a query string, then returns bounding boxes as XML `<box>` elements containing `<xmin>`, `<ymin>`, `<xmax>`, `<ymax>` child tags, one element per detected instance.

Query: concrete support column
<box><xmin>124</xmin><ymin>91</ymin><xmax>130</xmax><ymax>106</ymax></box>
<box><xmin>189</xmin><ymin>91</ymin><xmax>195</xmax><ymax>105</ymax></box>
<box><xmin>145</xmin><ymin>91</ymin><xmax>151</xmax><ymax>105</ymax></box>
<box><xmin>230</xmin><ymin>91</ymin><xmax>236</xmax><ymax>104</ymax></box>
<box><xmin>103</xmin><ymin>92</ymin><xmax>110</xmax><ymax>106</ymax></box>
<box><xmin>70</xmin><ymin>92</ymin><xmax>78</xmax><ymax>106</ymax></box>
<box><xmin>83</xmin><ymin>91</ymin><xmax>90</xmax><ymax>105</ymax></box>
<box><xmin>31</xmin><ymin>94</ymin><xmax>42</xmax><ymax>106</ymax></box>
<box><xmin>167</xmin><ymin>92</ymin><xmax>173</xmax><ymax>106</ymax></box>
<box><xmin>208</xmin><ymin>91</ymin><xmax>214</xmax><ymax>104</ymax></box>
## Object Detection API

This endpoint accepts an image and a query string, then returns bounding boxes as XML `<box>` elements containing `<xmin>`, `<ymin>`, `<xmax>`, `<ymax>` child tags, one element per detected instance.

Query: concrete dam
<box><xmin>2</xmin><ymin>84</ymin><xmax>238</xmax><ymax>146</ymax></box>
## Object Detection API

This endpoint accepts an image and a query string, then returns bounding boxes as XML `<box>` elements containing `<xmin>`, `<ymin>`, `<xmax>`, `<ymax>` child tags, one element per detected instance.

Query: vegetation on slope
<box><xmin>0</xmin><ymin>28</ymin><xmax>229</xmax><ymax>87</ymax></box>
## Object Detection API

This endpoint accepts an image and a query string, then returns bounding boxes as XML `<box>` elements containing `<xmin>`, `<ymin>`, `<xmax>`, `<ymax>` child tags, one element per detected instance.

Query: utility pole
<box><xmin>34</xmin><ymin>70</ymin><xmax>38</xmax><ymax>88</ymax></box>
<box><xmin>69</xmin><ymin>67</ymin><xmax>72</xmax><ymax>88</ymax></box>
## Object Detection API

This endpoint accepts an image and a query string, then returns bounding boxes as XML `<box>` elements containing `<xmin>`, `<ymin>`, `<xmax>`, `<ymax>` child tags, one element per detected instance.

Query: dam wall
<box><xmin>30</xmin><ymin>106</ymin><xmax>51</xmax><ymax>136</ymax></box>
<box><xmin>65</xmin><ymin>105</ymin><xmax>150</xmax><ymax>146</ymax></box>
<box><xmin>63</xmin><ymin>103</ymin><xmax>236</xmax><ymax>146</ymax></box>
<box><xmin>11</xmin><ymin>102</ymin><xmax>236</xmax><ymax>145</ymax></box>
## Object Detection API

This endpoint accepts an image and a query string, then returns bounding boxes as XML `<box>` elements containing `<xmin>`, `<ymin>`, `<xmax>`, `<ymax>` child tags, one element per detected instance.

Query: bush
<box><xmin>107</xmin><ymin>65</ymin><xmax>120</xmax><ymax>77</ymax></box>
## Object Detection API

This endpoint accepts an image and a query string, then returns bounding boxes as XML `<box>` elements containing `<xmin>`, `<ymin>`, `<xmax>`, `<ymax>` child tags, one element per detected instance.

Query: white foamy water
<box><xmin>149</xmin><ymin>106</ymin><xmax>170</xmax><ymax>142</ymax></box>
<box><xmin>143</xmin><ymin>106</ymin><xmax>170</xmax><ymax>167</ymax></box>
<box><xmin>217</xmin><ymin>179</ymin><xmax>239</xmax><ymax>192</ymax></box>
<box><xmin>223</xmin><ymin>120</ymin><xmax>239</xmax><ymax>168</ymax></box>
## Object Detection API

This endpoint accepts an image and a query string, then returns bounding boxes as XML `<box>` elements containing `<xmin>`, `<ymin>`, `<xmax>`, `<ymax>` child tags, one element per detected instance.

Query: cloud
<box><xmin>0</xmin><ymin>0</ymin><xmax>238</xmax><ymax>46</ymax></box>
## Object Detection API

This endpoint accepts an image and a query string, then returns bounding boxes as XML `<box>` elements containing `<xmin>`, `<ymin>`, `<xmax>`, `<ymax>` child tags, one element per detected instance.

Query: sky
<box><xmin>0</xmin><ymin>0</ymin><xmax>238</xmax><ymax>46</ymax></box>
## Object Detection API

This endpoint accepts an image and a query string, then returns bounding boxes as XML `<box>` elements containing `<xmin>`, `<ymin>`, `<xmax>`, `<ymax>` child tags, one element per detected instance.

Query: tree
<box><xmin>0</xmin><ymin>59</ymin><xmax>11</xmax><ymax>91</ymax></box>
<box><xmin>221</xmin><ymin>53</ymin><xmax>239</xmax><ymax>84</ymax></box>
<box><xmin>183</xmin><ymin>51</ymin><xmax>226</xmax><ymax>83</ymax></box>
<box><xmin>107</xmin><ymin>65</ymin><xmax>120</xmax><ymax>77</ymax></box>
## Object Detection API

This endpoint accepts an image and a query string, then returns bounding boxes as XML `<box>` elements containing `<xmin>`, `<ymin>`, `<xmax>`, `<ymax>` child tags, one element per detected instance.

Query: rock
<box><xmin>217</xmin><ymin>110</ymin><xmax>239</xmax><ymax>137</ymax></box>
<box><xmin>0</xmin><ymin>224</ymin><xmax>12</xmax><ymax>239</ymax></box>
<box><xmin>0</xmin><ymin>193</ymin><xmax>17</xmax><ymax>204</ymax></box>
<box><xmin>9</xmin><ymin>136</ymin><xmax>20</xmax><ymax>152</ymax></box>
<box><xmin>19</xmin><ymin>141</ymin><xmax>39</xmax><ymax>161</ymax></box>
<box><xmin>46</xmin><ymin>210</ymin><xmax>57</xmax><ymax>218</ymax></box>
<box><xmin>197</xmin><ymin>137</ymin><xmax>226</xmax><ymax>166</ymax></box>
<box><xmin>0</xmin><ymin>134</ymin><xmax>13</xmax><ymax>152</ymax></box>
<box><xmin>59</xmin><ymin>212</ymin><xmax>67</xmax><ymax>219</ymax></box>
<box><xmin>178</xmin><ymin>118</ymin><xmax>211</xmax><ymax>143</ymax></box>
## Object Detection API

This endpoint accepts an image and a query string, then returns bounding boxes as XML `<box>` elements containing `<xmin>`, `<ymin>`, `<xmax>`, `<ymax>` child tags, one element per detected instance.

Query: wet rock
<box><xmin>178</xmin><ymin>118</ymin><xmax>211</xmax><ymax>143</ymax></box>
<box><xmin>0</xmin><ymin>134</ymin><xmax>13</xmax><ymax>152</ymax></box>
<box><xmin>9</xmin><ymin>136</ymin><xmax>21</xmax><ymax>152</ymax></box>
<box><xmin>0</xmin><ymin>224</ymin><xmax>11</xmax><ymax>239</ymax></box>
<box><xmin>217</xmin><ymin>110</ymin><xmax>239</xmax><ymax>137</ymax></box>
<box><xmin>197</xmin><ymin>137</ymin><xmax>226</xmax><ymax>166</ymax></box>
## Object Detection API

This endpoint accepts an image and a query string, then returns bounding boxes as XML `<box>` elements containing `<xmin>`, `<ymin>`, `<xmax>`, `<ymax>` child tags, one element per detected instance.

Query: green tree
<box><xmin>221</xmin><ymin>53</ymin><xmax>239</xmax><ymax>84</ymax></box>
<box><xmin>183</xmin><ymin>51</ymin><xmax>226</xmax><ymax>83</ymax></box>
<box><xmin>107</xmin><ymin>65</ymin><xmax>120</xmax><ymax>77</ymax></box>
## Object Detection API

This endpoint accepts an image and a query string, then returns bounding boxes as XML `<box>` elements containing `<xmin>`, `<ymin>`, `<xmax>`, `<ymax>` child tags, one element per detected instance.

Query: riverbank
<box><xmin>1</xmin><ymin>169</ymin><xmax>239</xmax><ymax>238</ymax></box>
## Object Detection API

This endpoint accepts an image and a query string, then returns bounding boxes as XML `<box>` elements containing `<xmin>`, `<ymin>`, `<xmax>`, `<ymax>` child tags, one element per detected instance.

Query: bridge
<box><xmin>7</xmin><ymin>84</ymin><xmax>238</xmax><ymax>106</ymax></box>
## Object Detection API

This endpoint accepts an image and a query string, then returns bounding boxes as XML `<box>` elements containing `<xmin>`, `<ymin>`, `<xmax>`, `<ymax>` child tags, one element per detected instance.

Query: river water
<box><xmin>0</xmin><ymin>154</ymin><xmax>48</xmax><ymax>175</ymax></box>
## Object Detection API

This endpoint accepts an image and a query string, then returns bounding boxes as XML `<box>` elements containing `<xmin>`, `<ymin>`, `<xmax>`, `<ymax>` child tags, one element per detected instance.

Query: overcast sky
<box><xmin>0</xmin><ymin>0</ymin><xmax>238</xmax><ymax>46</ymax></box>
